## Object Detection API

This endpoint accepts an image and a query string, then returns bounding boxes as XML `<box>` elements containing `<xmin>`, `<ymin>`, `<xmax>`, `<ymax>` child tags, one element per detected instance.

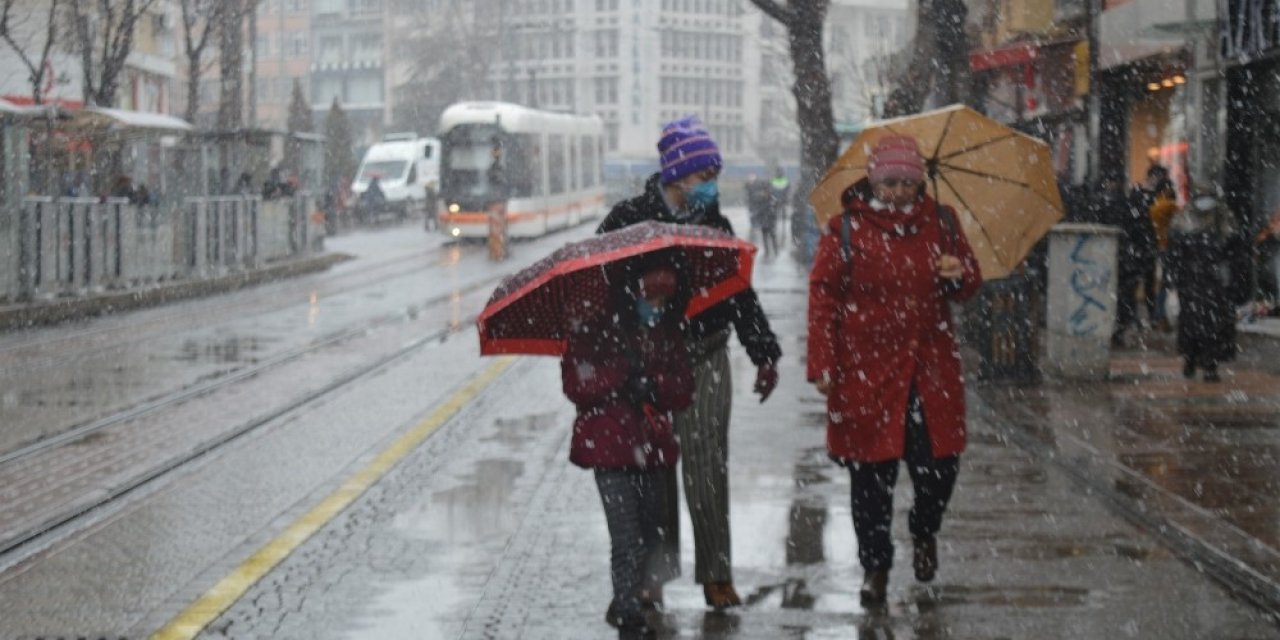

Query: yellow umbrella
<box><xmin>809</xmin><ymin>104</ymin><xmax>1064</xmax><ymax>280</ymax></box>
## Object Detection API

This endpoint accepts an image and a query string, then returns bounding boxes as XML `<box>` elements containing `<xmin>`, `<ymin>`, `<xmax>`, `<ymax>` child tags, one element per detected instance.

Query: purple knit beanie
<box><xmin>658</xmin><ymin>116</ymin><xmax>723</xmax><ymax>185</ymax></box>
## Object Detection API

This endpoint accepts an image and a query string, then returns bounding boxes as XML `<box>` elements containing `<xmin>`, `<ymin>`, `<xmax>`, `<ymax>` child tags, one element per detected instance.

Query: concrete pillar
<box><xmin>192</xmin><ymin>199</ymin><xmax>208</xmax><ymax>276</ymax></box>
<box><xmin>35</xmin><ymin>198</ymin><xmax>59</xmax><ymax>297</ymax></box>
<box><xmin>1045</xmin><ymin>223</ymin><xmax>1121</xmax><ymax>379</ymax></box>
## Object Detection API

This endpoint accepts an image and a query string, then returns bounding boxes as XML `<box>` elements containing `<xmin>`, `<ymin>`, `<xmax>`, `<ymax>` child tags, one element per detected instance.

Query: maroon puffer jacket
<box><xmin>561</xmin><ymin>320</ymin><xmax>694</xmax><ymax>470</ymax></box>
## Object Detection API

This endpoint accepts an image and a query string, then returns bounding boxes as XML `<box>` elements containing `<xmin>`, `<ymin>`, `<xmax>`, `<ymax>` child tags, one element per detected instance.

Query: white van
<box><xmin>351</xmin><ymin>133</ymin><xmax>441</xmax><ymax>219</ymax></box>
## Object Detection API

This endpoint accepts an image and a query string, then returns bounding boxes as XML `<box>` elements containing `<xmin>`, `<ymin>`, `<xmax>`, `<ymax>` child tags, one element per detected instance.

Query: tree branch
<box><xmin>746</xmin><ymin>0</ymin><xmax>793</xmax><ymax>27</ymax></box>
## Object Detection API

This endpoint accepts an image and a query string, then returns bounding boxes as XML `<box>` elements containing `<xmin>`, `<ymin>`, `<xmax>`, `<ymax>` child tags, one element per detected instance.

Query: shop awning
<box><xmin>970</xmin><ymin>42</ymin><xmax>1041</xmax><ymax>72</ymax></box>
<box><xmin>0</xmin><ymin>98</ymin><xmax>65</xmax><ymax>119</ymax></box>
<box><xmin>970</xmin><ymin>38</ymin><xmax>1082</xmax><ymax>72</ymax></box>
<box><xmin>71</xmin><ymin>106</ymin><xmax>194</xmax><ymax>132</ymax></box>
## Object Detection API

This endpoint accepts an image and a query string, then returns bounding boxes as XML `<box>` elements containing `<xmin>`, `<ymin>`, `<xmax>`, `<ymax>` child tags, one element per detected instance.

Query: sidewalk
<box><xmin>976</xmin><ymin>323</ymin><xmax>1280</xmax><ymax>621</ymax></box>
<box><xmin>0</xmin><ymin>251</ymin><xmax>349</xmax><ymax>331</ymax></box>
<box><xmin>465</xmin><ymin>256</ymin><xmax>1279</xmax><ymax>638</ymax></box>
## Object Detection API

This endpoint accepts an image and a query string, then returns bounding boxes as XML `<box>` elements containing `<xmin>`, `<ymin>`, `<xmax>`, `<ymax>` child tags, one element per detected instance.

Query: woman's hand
<box><xmin>937</xmin><ymin>255</ymin><xmax>963</xmax><ymax>280</ymax></box>
<box><xmin>814</xmin><ymin>377</ymin><xmax>831</xmax><ymax>396</ymax></box>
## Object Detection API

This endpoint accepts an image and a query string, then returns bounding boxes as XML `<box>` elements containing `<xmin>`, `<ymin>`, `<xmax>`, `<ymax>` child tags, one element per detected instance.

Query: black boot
<box><xmin>1204</xmin><ymin>364</ymin><xmax>1221</xmax><ymax>382</ymax></box>
<box><xmin>1182</xmin><ymin>359</ymin><xmax>1196</xmax><ymax>379</ymax></box>
<box><xmin>913</xmin><ymin>535</ymin><xmax>938</xmax><ymax>582</ymax></box>
<box><xmin>859</xmin><ymin>569</ymin><xmax>888</xmax><ymax>606</ymax></box>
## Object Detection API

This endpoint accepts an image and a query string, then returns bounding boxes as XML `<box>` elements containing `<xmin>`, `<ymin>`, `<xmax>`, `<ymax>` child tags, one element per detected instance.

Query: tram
<box><xmin>437</xmin><ymin>102</ymin><xmax>607</xmax><ymax>238</ymax></box>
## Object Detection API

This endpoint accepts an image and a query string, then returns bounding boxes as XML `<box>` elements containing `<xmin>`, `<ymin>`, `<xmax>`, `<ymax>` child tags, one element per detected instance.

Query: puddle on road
<box><xmin>484</xmin><ymin>412</ymin><xmax>559</xmax><ymax>448</ymax></box>
<box><xmin>408</xmin><ymin>458</ymin><xmax>525</xmax><ymax>543</ymax></box>
<box><xmin>173</xmin><ymin>336</ymin><xmax>267</xmax><ymax>364</ymax></box>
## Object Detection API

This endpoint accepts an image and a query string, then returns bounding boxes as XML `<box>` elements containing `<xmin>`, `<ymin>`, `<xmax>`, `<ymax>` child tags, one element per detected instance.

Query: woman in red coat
<box><xmin>561</xmin><ymin>258</ymin><xmax>695</xmax><ymax>636</ymax></box>
<box><xmin>806</xmin><ymin>135</ymin><xmax>982</xmax><ymax>606</ymax></box>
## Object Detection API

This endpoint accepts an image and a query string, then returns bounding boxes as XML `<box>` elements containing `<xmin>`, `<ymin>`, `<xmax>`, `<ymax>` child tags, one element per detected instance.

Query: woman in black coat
<box><xmin>1167</xmin><ymin>188</ymin><xmax>1247</xmax><ymax>381</ymax></box>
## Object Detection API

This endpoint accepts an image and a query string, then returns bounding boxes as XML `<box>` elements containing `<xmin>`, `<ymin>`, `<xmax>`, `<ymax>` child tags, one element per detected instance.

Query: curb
<box><xmin>0</xmin><ymin>252</ymin><xmax>353</xmax><ymax>332</ymax></box>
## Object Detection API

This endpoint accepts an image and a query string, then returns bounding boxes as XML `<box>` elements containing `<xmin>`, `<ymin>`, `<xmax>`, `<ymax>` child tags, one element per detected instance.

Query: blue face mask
<box><xmin>685</xmin><ymin>180</ymin><xmax>719</xmax><ymax>210</ymax></box>
<box><xmin>636</xmin><ymin>298</ymin><xmax>664</xmax><ymax>327</ymax></box>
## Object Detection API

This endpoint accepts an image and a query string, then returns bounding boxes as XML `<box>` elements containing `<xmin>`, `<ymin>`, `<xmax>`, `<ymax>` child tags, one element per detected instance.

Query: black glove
<box><xmin>754</xmin><ymin>362</ymin><xmax>778</xmax><ymax>403</ymax></box>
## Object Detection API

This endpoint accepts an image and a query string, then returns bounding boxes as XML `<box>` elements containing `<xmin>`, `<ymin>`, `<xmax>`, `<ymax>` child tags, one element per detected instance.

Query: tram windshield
<box><xmin>441</xmin><ymin>124</ymin><xmax>538</xmax><ymax>210</ymax></box>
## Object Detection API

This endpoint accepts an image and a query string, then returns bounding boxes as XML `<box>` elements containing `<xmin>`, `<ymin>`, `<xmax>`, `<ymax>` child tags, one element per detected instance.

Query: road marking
<box><xmin>150</xmin><ymin>357</ymin><xmax>515</xmax><ymax>640</ymax></box>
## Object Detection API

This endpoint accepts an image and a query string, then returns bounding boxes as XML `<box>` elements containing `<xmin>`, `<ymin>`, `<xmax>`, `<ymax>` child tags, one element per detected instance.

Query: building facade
<box><xmin>310</xmin><ymin>0</ymin><xmax>388</xmax><ymax>146</ymax></box>
<box><xmin>254</xmin><ymin>0</ymin><xmax>315</xmax><ymax>130</ymax></box>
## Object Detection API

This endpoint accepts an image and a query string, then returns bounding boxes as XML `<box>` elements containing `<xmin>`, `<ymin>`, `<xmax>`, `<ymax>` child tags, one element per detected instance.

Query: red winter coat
<box><xmin>561</xmin><ymin>320</ymin><xmax>694</xmax><ymax>470</ymax></box>
<box><xmin>807</xmin><ymin>183</ymin><xmax>982</xmax><ymax>463</ymax></box>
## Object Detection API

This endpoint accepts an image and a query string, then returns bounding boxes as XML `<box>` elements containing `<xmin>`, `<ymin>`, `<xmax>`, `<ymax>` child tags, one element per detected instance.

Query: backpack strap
<box><xmin>936</xmin><ymin>204</ymin><xmax>960</xmax><ymax>255</ymax></box>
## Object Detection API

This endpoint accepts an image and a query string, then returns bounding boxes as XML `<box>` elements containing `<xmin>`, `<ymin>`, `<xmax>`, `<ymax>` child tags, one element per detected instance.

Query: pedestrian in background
<box><xmin>560</xmin><ymin>258</ymin><xmax>695</xmax><ymax>639</ymax></box>
<box><xmin>1168</xmin><ymin>186</ymin><xmax>1247</xmax><ymax>382</ymax></box>
<box><xmin>1102</xmin><ymin>173</ymin><xmax>1158</xmax><ymax>347</ymax></box>
<box><xmin>807</xmin><ymin>135</ymin><xmax>982</xmax><ymax>606</ymax></box>
<box><xmin>1149</xmin><ymin>175</ymin><xmax>1180</xmax><ymax>332</ymax></box>
<box><xmin>766</xmin><ymin>166</ymin><xmax>790</xmax><ymax>255</ymax></box>
<box><xmin>597</xmin><ymin>115</ymin><xmax>782</xmax><ymax>610</ymax></box>
<box><xmin>1254</xmin><ymin>208</ymin><xmax>1280</xmax><ymax>310</ymax></box>
<box><xmin>744</xmin><ymin>174</ymin><xmax>770</xmax><ymax>245</ymax></box>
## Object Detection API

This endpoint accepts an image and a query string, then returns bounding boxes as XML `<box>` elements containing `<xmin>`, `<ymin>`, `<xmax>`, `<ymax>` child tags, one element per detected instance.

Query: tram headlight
<box><xmin>451</xmin><ymin>227</ymin><xmax>462</xmax><ymax>237</ymax></box>
<box><xmin>448</xmin><ymin>203</ymin><xmax>461</xmax><ymax>213</ymax></box>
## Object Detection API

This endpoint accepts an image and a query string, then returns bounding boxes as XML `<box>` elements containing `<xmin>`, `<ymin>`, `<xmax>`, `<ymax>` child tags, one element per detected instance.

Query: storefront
<box><xmin>969</xmin><ymin>39</ymin><xmax>1090</xmax><ymax>185</ymax></box>
<box><xmin>1222</xmin><ymin>0</ymin><xmax>1280</xmax><ymax>228</ymax></box>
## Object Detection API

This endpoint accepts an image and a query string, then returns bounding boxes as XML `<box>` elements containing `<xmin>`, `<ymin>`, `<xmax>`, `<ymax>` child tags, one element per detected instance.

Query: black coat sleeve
<box><xmin>724</xmin><ymin>288</ymin><xmax>782</xmax><ymax>366</ymax></box>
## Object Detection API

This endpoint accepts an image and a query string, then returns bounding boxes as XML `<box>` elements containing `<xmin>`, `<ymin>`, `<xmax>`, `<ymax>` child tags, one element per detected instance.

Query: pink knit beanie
<box><xmin>867</xmin><ymin>135</ymin><xmax>926</xmax><ymax>183</ymax></box>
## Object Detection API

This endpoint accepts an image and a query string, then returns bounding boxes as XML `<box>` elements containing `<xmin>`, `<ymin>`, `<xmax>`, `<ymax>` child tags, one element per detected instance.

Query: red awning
<box><xmin>969</xmin><ymin>42</ymin><xmax>1040</xmax><ymax>72</ymax></box>
<box><xmin>969</xmin><ymin>39</ymin><xmax>1081</xmax><ymax>72</ymax></box>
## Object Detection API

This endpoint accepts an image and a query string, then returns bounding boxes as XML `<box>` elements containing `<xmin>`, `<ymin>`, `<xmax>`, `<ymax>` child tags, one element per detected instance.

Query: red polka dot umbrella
<box><xmin>477</xmin><ymin>221</ymin><xmax>757</xmax><ymax>356</ymax></box>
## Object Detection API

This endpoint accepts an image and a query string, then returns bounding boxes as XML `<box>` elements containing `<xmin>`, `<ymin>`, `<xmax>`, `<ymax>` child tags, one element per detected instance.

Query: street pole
<box><xmin>248</xmin><ymin>0</ymin><xmax>258</xmax><ymax>128</ymax></box>
<box><xmin>1086</xmin><ymin>0</ymin><xmax>1101</xmax><ymax>187</ymax></box>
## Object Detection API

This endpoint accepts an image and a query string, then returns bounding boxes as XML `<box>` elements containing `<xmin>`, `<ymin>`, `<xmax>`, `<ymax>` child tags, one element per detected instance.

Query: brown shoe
<box><xmin>639</xmin><ymin>584</ymin><xmax>663</xmax><ymax>610</ymax></box>
<box><xmin>703</xmin><ymin>582</ymin><xmax>742</xmax><ymax>609</ymax></box>
<box><xmin>859</xmin><ymin>569</ymin><xmax>888</xmax><ymax>605</ymax></box>
<box><xmin>913</xmin><ymin>535</ymin><xmax>938</xmax><ymax>582</ymax></box>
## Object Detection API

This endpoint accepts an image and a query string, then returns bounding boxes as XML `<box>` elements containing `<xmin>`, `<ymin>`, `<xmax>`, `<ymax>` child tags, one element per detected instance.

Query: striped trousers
<box><xmin>659</xmin><ymin>340</ymin><xmax>734</xmax><ymax>584</ymax></box>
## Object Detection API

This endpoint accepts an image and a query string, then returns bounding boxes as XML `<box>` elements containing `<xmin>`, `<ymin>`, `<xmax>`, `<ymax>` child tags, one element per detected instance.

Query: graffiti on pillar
<box><xmin>1067</xmin><ymin>236</ymin><xmax>1111</xmax><ymax>337</ymax></box>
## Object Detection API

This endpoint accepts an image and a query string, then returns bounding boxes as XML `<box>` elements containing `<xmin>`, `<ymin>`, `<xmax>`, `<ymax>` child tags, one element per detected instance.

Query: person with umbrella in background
<box><xmin>561</xmin><ymin>255</ymin><xmax>695</xmax><ymax>638</ymax></box>
<box><xmin>807</xmin><ymin>135</ymin><xmax>982</xmax><ymax>606</ymax></box>
<box><xmin>597</xmin><ymin>116</ymin><xmax>782</xmax><ymax>610</ymax></box>
<box><xmin>1167</xmin><ymin>185</ymin><xmax>1248</xmax><ymax>382</ymax></box>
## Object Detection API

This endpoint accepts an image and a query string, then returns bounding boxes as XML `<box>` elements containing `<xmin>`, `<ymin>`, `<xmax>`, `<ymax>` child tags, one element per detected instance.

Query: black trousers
<box><xmin>1115</xmin><ymin>266</ymin><xmax>1157</xmax><ymax>334</ymax></box>
<box><xmin>595</xmin><ymin>469</ymin><xmax>665</xmax><ymax>625</ymax></box>
<box><xmin>847</xmin><ymin>392</ymin><xmax>960</xmax><ymax>572</ymax></box>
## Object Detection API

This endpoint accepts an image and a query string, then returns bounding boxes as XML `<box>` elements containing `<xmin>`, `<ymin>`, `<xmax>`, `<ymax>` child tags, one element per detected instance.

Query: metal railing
<box><xmin>5</xmin><ymin>192</ymin><xmax>318</xmax><ymax>302</ymax></box>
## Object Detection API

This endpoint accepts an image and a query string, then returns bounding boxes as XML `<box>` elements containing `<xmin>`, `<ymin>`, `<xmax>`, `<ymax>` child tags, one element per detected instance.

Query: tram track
<box><xmin>0</xmin><ymin>271</ymin><xmax>502</xmax><ymax>467</ymax></box>
<box><xmin>0</xmin><ymin>276</ymin><xmax>499</xmax><ymax>560</ymax></box>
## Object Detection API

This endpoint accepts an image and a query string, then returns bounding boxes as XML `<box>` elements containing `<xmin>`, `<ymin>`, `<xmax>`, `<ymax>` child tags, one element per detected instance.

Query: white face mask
<box><xmin>1193</xmin><ymin>196</ymin><xmax>1217</xmax><ymax>211</ymax></box>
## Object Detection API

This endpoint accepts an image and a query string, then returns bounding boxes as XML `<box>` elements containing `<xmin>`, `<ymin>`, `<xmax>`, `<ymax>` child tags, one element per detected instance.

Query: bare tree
<box><xmin>389</xmin><ymin>0</ymin><xmax>503</xmax><ymax>132</ymax></box>
<box><xmin>882</xmin><ymin>0</ymin><xmax>969</xmax><ymax>117</ymax></box>
<box><xmin>66</xmin><ymin>0</ymin><xmax>160</xmax><ymax>108</ymax></box>
<box><xmin>216</xmin><ymin>0</ymin><xmax>254</xmax><ymax>131</ymax></box>
<box><xmin>177</xmin><ymin>0</ymin><xmax>221</xmax><ymax>125</ymax></box>
<box><xmin>746</xmin><ymin>0</ymin><xmax>838</xmax><ymax>190</ymax></box>
<box><xmin>0</xmin><ymin>0</ymin><xmax>62</xmax><ymax>105</ymax></box>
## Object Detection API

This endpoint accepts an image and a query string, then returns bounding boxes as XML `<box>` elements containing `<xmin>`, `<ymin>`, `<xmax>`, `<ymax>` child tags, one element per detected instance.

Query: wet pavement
<box><xmin>977</xmin><ymin>327</ymin><xmax>1280</xmax><ymax>619</ymax></box>
<box><xmin>202</xmin><ymin>241</ymin><xmax>1276</xmax><ymax>638</ymax></box>
<box><xmin>0</xmin><ymin>215</ymin><xmax>1278</xmax><ymax>638</ymax></box>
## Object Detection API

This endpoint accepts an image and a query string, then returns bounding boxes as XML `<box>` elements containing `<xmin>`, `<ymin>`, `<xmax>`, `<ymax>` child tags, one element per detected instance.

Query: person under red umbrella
<box><xmin>561</xmin><ymin>258</ymin><xmax>695</xmax><ymax>637</ymax></box>
<box><xmin>597</xmin><ymin>116</ymin><xmax>781</xmax><ymax>610</ymax></box>
<box><xmin>807</xmin><ymin>135</ymin><xmax>982</xmax><ymax>606</ymax></box>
